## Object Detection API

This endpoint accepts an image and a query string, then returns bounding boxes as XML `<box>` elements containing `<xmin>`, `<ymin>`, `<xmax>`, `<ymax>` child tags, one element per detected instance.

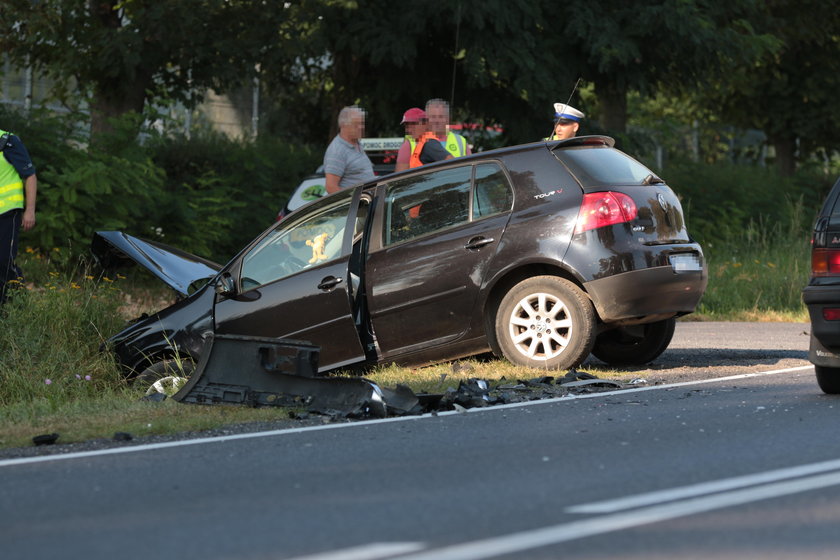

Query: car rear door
<box><xmin>214</xmin><ymin>187</ymin><xmax>368</xmax><ymax>372</ymax></box>
<box><xmin>365</xmin><ymin>162</ymin><xmax>514</xmax><ymax>359</ymax></box>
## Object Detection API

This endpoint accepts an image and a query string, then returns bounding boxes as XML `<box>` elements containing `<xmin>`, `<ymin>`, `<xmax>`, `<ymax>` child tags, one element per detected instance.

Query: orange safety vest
<box><xmin>409</xmin><ymin>132</ymin><xmax>438</xmax><ymax>169</ymax></box>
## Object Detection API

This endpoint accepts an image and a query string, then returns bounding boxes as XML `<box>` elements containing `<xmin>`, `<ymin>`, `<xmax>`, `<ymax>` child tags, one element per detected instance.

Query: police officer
<box><xmin>546</xmin><ymin>103</ymin><xmax>585</xmax><ymax>141</ymax></box>
<box><xmin>0</xmin><ymin>128</ymin><xmax>37</xmax><ymax>303</ymax></box>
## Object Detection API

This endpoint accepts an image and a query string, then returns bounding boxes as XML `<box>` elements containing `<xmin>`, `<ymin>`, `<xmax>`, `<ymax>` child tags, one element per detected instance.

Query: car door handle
<box><xmin>317</xmin><ymin>276</ymin><xmax>343</xmax><ymax>291</ymax></box>
<box><xmin>464</xmin><ymin>237</ymin><xmax>495</xmax><ymax>250</ymax></box>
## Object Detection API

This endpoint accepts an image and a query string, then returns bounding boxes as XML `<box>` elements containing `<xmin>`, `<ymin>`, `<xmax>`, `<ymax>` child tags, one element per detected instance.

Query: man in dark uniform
<box><xmin>0</xmin><ymin>128</ymin><xmax>38</xmax><ymax>303</ymax></box>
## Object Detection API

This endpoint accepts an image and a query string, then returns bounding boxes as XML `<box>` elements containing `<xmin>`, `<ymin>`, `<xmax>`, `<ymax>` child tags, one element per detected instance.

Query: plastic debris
<box><xmin>32</xmin><ymin>433</ymin><xmax>59</xmax><ymax>446</ymax></box>
<box><xmin>558</xmin><ymin>368</ymin><xmax>599</xmax><ymax>384</ymax></box>
<box><xmin>166</xmin><ymin>334</ymin><xmax>632</xmax><ymax>419</ymax></box>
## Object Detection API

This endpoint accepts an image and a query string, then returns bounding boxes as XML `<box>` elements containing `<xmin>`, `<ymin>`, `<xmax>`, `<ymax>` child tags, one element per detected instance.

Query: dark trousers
<box><xmin>0</xmin><ymin>209</ymin><xmax>23</xmax><ymax>303</ymax></box>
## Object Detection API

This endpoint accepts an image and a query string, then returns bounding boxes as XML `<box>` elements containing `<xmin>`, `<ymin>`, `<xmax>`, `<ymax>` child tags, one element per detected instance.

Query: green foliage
<box><xmin>3</xmin><ymin>105</ymin><xmax>321</xmax><ymax>265</ymax></box>
<box><xmin>0</xmin><ymin>260</ymin><xmax>128</xmax><ymax>409</ymax></box>
<box><xmin>698</xmin><ymin>226</ymin><xmax>809</xmax><ymax>319</ymax></box>
<box><xmin>34</xmin><ymin>147</ymin><xmax>163</xmax><ymax>252</ymax></box>
<box><xmin>698</xmin><ymin>0</ymin><xmax>840</xmax><ymax>174</ymax></box>
<box><xmin>144</xmin><ymin>131</ymin><xmax>321</xmax><ymax>260</ymax></box>
<box><xmin>1</xmin><ymin>106</ymin><xmax>161</xmax><ymax>261</ymax></box>
<box><xmin>662</xmin><ymin>160</ymin><xmax>833</xmax><ymax>248</ymax></box>
<box><xmin>0</xmin><ymin>0</ymin><xmax>287</xmax><ymax>137</ymax></box>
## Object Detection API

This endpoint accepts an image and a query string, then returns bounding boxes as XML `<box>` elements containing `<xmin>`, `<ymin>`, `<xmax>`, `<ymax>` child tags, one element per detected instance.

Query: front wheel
<box><xmin>815</xmin><ymin>365</ymin><xmax>840</xmax><ymax>394</ymax></box>
<box><xmin>591</xmin><ymin>318</ymin><xmax>676</xmax><ymax>366</ymax></box>
<box><xmin>135</xmin><ymin>358</ymin><xmax>196</xmax><ymax>396</ymax></box>
<box><xmin>494</xmin><ymin>276</ymin><xmax>596</xmax><ymax>369</ymax></box>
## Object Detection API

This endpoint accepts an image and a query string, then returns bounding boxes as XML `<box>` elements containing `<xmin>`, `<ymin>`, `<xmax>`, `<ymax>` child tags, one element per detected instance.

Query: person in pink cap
<box><xmin>394</xmin><ymin>107</ymin><xmax>427</xmax><ymax>172</ymax></box>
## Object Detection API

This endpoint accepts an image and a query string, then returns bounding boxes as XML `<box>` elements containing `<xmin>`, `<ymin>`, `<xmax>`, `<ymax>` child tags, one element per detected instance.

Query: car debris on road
<box><xmin>154</xmin><ymin>333</ymin><xmax>633</xmax><ymax>420</ymax></box>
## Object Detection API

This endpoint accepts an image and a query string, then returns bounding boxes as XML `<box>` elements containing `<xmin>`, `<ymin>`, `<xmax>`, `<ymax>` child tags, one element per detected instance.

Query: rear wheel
<box><xmin>494</xmin><ymin>276</ymin><xmax>596</xmax><ymax>369</ymax></box>
<box><xmin>135</xmin><ymin>358</ymin><xmax>196</xmax><ymax>396</ymax></box>
<box><xmin>591</xmin><ymin>318</ymin><xmax>676</xmax><ymax>366</ymax></box>
<box><xmin>815</xmin><ymin>365</ymin><xmax>840</xmax><ymax>394</ymax></box>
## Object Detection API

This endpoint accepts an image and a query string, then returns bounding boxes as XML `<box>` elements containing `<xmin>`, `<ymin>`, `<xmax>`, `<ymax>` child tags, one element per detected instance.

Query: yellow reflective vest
<box><xmin>0</xmin><ymin>129</ymin><xmax>24</xmax><ymax>214</ymax></box>
<box><xmin>407</xmin><ymin>131</ymin><xmax>467</xmax><ymax>158</ymax></box>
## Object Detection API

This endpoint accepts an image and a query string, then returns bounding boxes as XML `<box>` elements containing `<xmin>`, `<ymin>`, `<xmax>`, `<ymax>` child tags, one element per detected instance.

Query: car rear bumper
<box><xmin>803</xmin><ymin>284</ymin><xmax>840</xmax><ymax>361</ymax></box>
<box><xmin>585</xmin><ymin>265</ymin><xmax>707</xmax><ymax>323</ymax></box>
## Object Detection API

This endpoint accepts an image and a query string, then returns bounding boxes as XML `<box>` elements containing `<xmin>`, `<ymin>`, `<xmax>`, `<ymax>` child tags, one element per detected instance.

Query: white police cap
<box><xmin>553</xmin><ymin>103</ymin><xmax>585</xmax><ymax>122</ymax></box>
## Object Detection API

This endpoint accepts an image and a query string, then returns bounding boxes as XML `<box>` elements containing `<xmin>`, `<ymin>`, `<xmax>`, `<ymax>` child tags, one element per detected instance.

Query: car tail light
<box><xmin>574</xmin><ymin>192</ymin><xmax>638</xmax><ymax>234</ymax></box>
<box><xmin>823</xmin><ymin>308</ymin><xmax>840</xmax><ymax>321</ymax></box>
<box><xmin>811</xmin><ymin>248</ymin><xmax>840</xmax><ymax>276</ymax></box>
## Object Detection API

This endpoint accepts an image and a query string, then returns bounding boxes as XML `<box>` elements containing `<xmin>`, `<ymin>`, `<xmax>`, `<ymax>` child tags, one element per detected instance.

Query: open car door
<box><xmin>214</xmin><ymin>187</ymin><xmax>369</xmax><ymax>372</ymax></box>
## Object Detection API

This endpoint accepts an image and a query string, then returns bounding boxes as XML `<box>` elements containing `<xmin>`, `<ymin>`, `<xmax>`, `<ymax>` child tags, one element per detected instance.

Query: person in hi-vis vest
<box><xmin>395</xmin><ymin>108</ymin><xmax>450</xmax><ymax>172</ymax></box>
<box><xmin>425</xmin><ymin>99</ymin><xmax>471</xmax><ymax>158</ymax></box>
<box><xmin>0</xmin><ymin>128</ymin><xmax>37</xmax><ymax>303</ymax></box>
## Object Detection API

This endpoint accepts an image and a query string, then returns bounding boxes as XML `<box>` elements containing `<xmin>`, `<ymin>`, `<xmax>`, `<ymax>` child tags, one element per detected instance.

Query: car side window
<box><xmin>240</xmin><ymin>191</ymin><xmax>353</xmax><ymax>290</ymax></box>
<box><xmin>473</xmin><ymin>163</ymin><xmax>513</xmax><ymax>218</ymax></box>
<box><xmin>385</xmin><ymin>166</ymin><xmax>472</xmax><ymax>245</ymax></box>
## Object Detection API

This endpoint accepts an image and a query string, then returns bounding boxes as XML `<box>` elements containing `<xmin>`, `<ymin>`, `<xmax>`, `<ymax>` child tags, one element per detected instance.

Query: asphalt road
<box><xmin>4</xmin><ymin>322</ymin><xmax>838</xmax><ymax>560</ymax></box>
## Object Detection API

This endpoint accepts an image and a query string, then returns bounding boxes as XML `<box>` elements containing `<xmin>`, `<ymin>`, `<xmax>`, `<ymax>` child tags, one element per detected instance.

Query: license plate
<box><xmin>669</xmin><ymin>253</ymin><xmax>702</xmax><ymax>272</ymax></box>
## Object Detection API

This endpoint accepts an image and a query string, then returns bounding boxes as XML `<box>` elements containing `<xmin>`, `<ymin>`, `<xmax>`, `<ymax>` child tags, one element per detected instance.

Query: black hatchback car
<box><xmin>802</xmin><ymin>176</ymin><xmax>840</xmax><ymax>394</ymax></box>
<box><xmin>95</xmin><ymin>136</ymin><xmax>707</xmax><ymax>379</ymax></box>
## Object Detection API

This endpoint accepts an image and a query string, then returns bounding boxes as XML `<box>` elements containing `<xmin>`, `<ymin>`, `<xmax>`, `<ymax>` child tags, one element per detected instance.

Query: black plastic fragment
<box><xmin>562</xmin><ymin>379</ymin><xmax>622</xmax><ymax>390</ymax></box>
<box><xmin>379</xmin><ymin>384</ymin><xmax>421</xmax><ymax>415</ymax></box>
<box><xmin>113</xmin><ymin>432</ymin><xmax>133</xmax><ymax>441</ymax></box>
<box><xmin>32</xmin><ymin>433</ymin><xmax>59</xmax><ymax>446</ymax></box>
<box><xmin>558</xmin><ymin>369</ymin><xmax>599</xmax><ymax>385</ymax></box>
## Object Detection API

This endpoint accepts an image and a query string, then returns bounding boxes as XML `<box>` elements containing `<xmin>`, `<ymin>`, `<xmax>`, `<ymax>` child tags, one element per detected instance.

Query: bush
<box><xmin>661</xmin><ymin>160</ymin><xmax>835</xmax><ymax>247</ymax></box>
<box><xmin>137</xmin><ymin>130</ymin><xmax>321</xmax><ymax>261</ymax></box>
<box><xmin>3</xmin><ymin>105</ymin><xmax>322</xmax><ymax>266</ymax></box>
<box><xmin>2</xmin><ymin>107</ymin><xmax>164</xmax><ymax>262</ymax></box>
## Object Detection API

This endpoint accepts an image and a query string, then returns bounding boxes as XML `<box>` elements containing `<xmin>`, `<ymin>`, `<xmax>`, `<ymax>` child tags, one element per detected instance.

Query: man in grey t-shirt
<box><xmin>324</xmin><ymin>106</ymin><xmax>375</xmax><ymax>193</ymax></box>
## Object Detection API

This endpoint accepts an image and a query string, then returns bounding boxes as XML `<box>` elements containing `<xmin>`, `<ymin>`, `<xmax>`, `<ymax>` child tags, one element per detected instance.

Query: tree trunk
<box><xmin>87</xmin><ymin>0</ymin><xmax>150</xmax><ymax>143</ymax></box>
<box><xmin>769</xmin><ymin>133</ymin><xmax>797</xmax><ymax>176</ymax></box>
<box><xmin>594</xmin><ymin>78</ymin><xmax>628</xmax><ymax>134</ymax></box>
<box><xmin>89</xmin><ymin>80</ymin><xmax>148</xmax><ymax>141</ymax></box>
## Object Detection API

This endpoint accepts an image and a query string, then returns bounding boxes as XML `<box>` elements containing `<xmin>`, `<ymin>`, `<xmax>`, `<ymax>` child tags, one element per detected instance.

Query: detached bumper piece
<box><xmin>172</xmin><ymin>334</ymin><xmax>400</xmax><ymax>418</ymax></box>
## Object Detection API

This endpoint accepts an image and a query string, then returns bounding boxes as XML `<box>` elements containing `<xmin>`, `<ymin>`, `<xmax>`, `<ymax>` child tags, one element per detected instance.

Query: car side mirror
<box><xmin>215</xmin><ymin>273</ymin><xmax>236</xmax><ymax>297</ymax></box>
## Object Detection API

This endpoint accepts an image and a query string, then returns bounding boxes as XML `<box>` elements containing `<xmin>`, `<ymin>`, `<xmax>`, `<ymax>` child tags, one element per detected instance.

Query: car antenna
<box><xmin>547</xmin><ymin>77</ymin><xmax>581</xmax><ymax>142</ymax></box>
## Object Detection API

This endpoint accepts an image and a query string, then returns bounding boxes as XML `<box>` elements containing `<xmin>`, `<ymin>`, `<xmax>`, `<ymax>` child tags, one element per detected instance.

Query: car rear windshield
<box><xmin>554</xmin><ymin>146</ymin><xmax>654</xmax><ymax>187</ymax></box>
<box><xmin>825</xmin><ymin>179</ymin><xmax>840</xmax><ymax>227</ymax></box>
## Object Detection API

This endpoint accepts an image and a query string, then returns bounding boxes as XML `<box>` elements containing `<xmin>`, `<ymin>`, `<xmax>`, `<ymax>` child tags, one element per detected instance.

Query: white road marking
<box><xmin>0</xmin><ymin>364</ymin><xmax>813</xmax><ymax>468</ymax></box>
<box><xmin>567</xmin><ymin>455</ymin><xmax>840</xmax><ymax>514</ymax></box>
<box><xmin>282</xmin><ymin>542</ymin><xmax>425</xmax><ymax>560</ymax></box>
<box><xmin>395</xmin><ymin>470</ymin><xmax>840</xmax><ymax>560</ymax></box>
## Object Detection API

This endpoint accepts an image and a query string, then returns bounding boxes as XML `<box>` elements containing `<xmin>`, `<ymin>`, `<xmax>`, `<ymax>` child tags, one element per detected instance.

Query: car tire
<box><xmin>494</xmin><ymin>276</ymin><xmax>596</xmax><ymax>369</ymax></box>
<box><xmin>135</xmin><ymin>358</ymin><xmax>196</xmax><ymax>395</ymax></box>
<box><xmin>591</xmin><ymin>318</ymin><xmax>676</xmax><ymax>366</ymax></box>
<box><xmin>815</xmin><ymin>365</ymin><xmax>840</xmax><ymax>394</ymax></box>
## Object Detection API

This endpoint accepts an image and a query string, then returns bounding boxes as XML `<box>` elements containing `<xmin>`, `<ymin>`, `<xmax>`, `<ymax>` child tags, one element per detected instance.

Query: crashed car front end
<box><xmin>107</xmin><ymin>285</ymin><xmax>216</xmax><ymax>377</ymax></box>
<box><xmin>92</xmin><ymin>231</ymin><xmax>222</xmax><ymax>377</ymax></box>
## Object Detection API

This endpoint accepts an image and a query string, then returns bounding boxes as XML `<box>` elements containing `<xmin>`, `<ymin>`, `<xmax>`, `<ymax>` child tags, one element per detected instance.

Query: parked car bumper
<box><xmin>585</xmin><ymin>264</ymin><xmax>707</xmax><ymax>324</ymax></box>
<box><xmin>803</xmin><ymin>284</ymin><xmax>840</xmax><ymax>365</ymax></box>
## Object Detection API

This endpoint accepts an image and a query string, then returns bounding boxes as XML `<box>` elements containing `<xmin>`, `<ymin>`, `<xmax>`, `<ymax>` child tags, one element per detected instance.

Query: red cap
<box><xmin>400</xmin><ymin>107</ymin><xmax>426</xmax><ymax>124</ymax></box>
